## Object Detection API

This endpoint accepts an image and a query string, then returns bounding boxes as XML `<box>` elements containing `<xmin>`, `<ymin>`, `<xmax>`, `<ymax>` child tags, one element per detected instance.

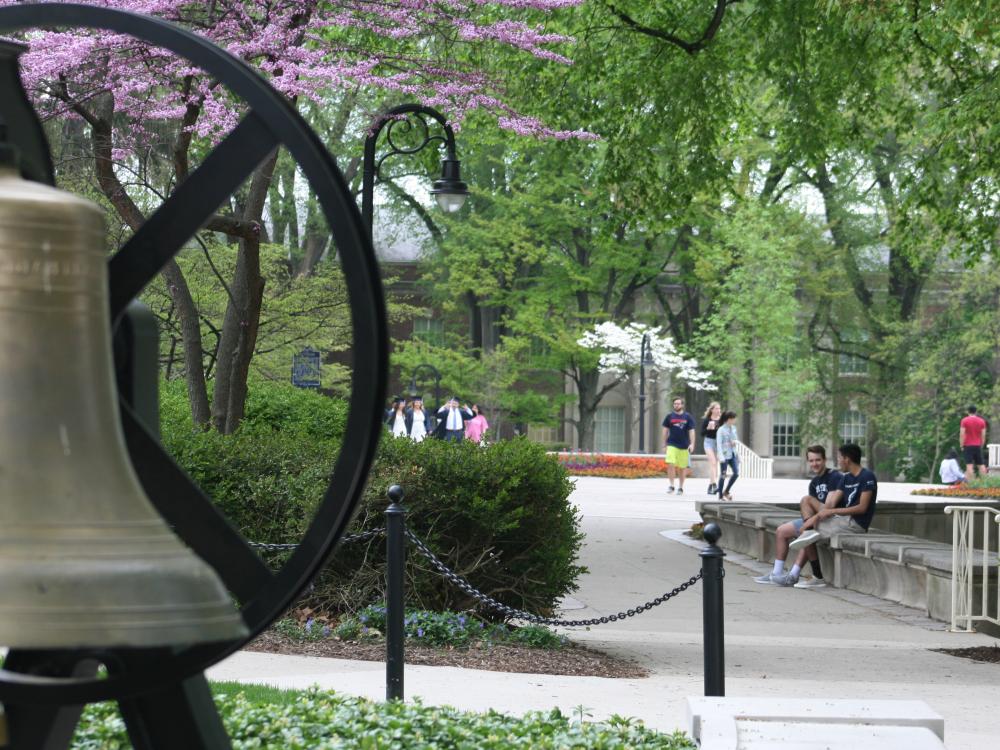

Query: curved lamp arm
<box><xmin>361</xmin><ymin>104</ymin><xmax>468</xmax><ymax>241</ymax></box>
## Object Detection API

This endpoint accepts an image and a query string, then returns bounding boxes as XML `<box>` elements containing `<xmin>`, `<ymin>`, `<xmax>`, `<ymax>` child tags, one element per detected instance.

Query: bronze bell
<box><xmin>0</xmin><ymin>142</ymin><xmax>247</xmax><ymax>648</ymax></box>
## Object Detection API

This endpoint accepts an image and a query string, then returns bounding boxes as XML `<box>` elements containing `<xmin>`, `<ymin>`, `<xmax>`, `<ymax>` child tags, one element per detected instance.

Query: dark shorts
<box><xmin>963</xmin><ymin>445</ymin><xmax>985</xmax><ymax>466</ymax></box>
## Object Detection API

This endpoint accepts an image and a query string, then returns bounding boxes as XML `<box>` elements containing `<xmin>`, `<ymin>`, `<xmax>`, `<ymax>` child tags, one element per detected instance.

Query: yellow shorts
<box><xmin>665</xmin><ymin>445</ymin><xmax>690</xmax><ymax>468</ymax></box>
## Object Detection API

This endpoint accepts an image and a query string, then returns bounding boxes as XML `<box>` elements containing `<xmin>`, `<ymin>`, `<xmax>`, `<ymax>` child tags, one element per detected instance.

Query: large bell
<box><xmin>0</xmin><ymin>142</ymin><xmax>247</xmax><ymax>648</ymax></box>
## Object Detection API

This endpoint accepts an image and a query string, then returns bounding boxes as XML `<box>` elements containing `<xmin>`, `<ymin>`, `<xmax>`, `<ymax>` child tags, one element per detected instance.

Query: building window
<box><xmin>413</xmin><ymin>317</ymin><xmax>445</xmax><ymax>347</ymax></box>
<box><xmin>838</xmin><ymin>410</ymin><xmax>868</xmax><ymax>444</ymax></box>
<box><xmin>527</xmin><ymin>424</ymin><xmax>558</xmax><ymax>445</ymax></box>
<box><xmin>838</xmin><ymin>351</ymin><xmax>868</xmax><ymax>375</ymax></box>
<box><xmin>772</xmin><ymin>412</ymin><xmax>801</xmax><ymax>457</ymax></box>
<box><xmin>838</xmin><ymin>333</ymin><xmax>869</xmax><ymax>376</ymax></box>
<box><xmin>595</xmin><ymin>406</ymin><xmax>626</xmax><ymax>453</ymax></box>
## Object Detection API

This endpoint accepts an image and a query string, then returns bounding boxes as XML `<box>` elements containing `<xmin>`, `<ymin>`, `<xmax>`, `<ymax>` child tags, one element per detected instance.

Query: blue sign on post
<box><xmin>291</xmin><ymin>346</ymin><xmax>322</xmax><ymax>389</ymax></box>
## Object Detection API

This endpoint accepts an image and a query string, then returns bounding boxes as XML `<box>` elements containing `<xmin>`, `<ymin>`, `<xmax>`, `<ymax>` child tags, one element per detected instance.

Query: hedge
<box><xmin>159</xmin><ymin>379</ymin><xmax>584</xmax><ymax>617</ymax></box>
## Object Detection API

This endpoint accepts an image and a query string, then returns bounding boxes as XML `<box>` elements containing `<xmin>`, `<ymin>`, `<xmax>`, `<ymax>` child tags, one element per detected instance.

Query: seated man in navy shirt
<box><xmin>789</xmin><ymin>442</ymin><xmax>877</xmax><ymax>554</ymax></box>
<box><xmin>755</xmin><ymin>444</ymin><xmax>841</xmax><ymax>588</ymax></box>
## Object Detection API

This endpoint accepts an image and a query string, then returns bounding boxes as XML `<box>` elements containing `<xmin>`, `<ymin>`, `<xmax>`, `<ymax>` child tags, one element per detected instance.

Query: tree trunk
<box><xmin>211</xmin><ymin>151</ymin><xmax>278</xmax><ymax>434</ymax></box>
<box><xmin>575</xmin><ymin>369</ymin><xmax>601</xmax><ymax>451</ymax></box>
<box><xmin>162</xmin><ymin>259</ymin><xmax>211</xmax><ymax>425</ymax></box>
<box><xmin>295</xmin><ymin>194</ymin><xmax>329</xmax><ymax>277</ymax></box>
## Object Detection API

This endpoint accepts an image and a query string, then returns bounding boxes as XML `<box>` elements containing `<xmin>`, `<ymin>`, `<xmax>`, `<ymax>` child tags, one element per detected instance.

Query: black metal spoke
<box><xmin>0</xmin><ymin>3</ymin><xmax>385</xmax><ymax>705</ymax></box>
<box><xmin>108</xmin><ymin>111</ymin><xmax>278</xmax><ymax>317</ymax></box>
<box><xmin>119</xmin><ymin>405</ymin><xmax>273</xmax><ymax>601</ymax></box>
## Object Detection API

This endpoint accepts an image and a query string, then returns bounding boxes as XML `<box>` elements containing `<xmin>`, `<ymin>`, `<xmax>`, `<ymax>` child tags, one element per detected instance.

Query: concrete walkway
<box><xmin>210</xmin><ymin>477</ymin><xmax>1000</xmax><ymax>749</ymax></box>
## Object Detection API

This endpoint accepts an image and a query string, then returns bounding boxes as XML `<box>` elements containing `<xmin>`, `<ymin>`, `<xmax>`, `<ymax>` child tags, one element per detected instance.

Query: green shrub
<box><xmin>272</xmin><ymin>617</ymin><xmax>332</xmax><ymax>642</ymax></box>
<box><xmin>334</xmin><ymin>435</ymin><xmax>583</xmax><ymax>617</ymax></box>
<box><xmin>158</xmin><ymin>380</ymin><xmax>583</xmax><ymax>619</ymax></box>
<box><xmin>75</xmin><ymin>688</ymin><xmax>696</xmax><ymax>748</ymax></box>
<box><xmin>503</xmin><ymin>623</ymin><xmax>568</xmax><ymax>650</ymax></box>
<box><xmin>160</xmin><ymin>377</ymin><xmax>348</xmax><ymax>443</ymax></box>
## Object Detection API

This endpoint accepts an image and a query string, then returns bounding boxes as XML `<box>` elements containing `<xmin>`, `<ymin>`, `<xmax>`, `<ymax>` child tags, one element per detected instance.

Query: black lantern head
<box><xmin>431</xmin><ymin>157</ymin><xmax>468</xmax><ymax>213</ymax></box>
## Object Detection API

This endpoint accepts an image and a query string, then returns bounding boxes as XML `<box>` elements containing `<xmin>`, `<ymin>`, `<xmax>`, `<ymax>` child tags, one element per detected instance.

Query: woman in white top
<box><xmin>939</xmin><ymin>449</ymin><xmax>965</xmax><ymax>485</ymax></box>
<box><xmin>406</xmin><ymin>396</ymin><xmax>431</xmax><ymax>442</ymax></box>
<box><xmin>386</xmin><ymin>397</ymin><xmax>409</xmax><ymax>438</ymax></box>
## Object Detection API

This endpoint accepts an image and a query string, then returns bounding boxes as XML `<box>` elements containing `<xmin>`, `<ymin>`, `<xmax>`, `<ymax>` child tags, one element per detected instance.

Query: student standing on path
<box><xmin>662</xmin><ymin>397</ymin><xmax>696</xmax><ymax>495</ymax></box>
<box><xmin>960</xmin><ymin>405</ymin><xmax>988</xmax><ymax>481</ymax></box>
<box><xmin>436</xmin><ymin>398</ymin><xmax>474</xmax><ymax>442</ymax></box>
<box><xmin>405</xmin><ymin>396</ymin><xmax>432</xmax><ymax>442</ymax></box>
<box><xmin>386</xmin><ymin>396</ymin><xmax>409</xmax><ymax>438</ymax></box>
<box><xmin>464</xmin><ymin>404</ymin><xmax>489</xmax><ymax>444</ymax></box>
<box><xmin>702</xmin><ymin>402</ymin><xmax>722</xmax><ymax>495</ymax></box>
<box><xmin>715</xmin><ymin>411</ymin><xmax>739</xmax><ymax>501</ymax></box>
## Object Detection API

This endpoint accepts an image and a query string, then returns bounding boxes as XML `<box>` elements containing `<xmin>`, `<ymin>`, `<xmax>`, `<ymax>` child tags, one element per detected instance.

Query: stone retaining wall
<box><xmin>697</xmin><ymin>501</ymin><xmax>999</xmax><ymax>634</ymax></box>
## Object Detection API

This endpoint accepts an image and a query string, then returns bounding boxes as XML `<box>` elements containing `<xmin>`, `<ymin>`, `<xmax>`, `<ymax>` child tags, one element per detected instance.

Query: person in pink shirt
<box><xmin>464</xmin><ymin>404</ymin><xmax>489</xmax><ymax>444</ymax></box>
<box><xmin>960</xmin><ymin>405</ymin><xmax>989</xmax><ymax>481</ymax></box>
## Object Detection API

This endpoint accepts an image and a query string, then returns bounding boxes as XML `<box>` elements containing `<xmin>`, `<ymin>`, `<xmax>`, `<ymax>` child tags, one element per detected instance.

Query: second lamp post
<box><xmin>360</xmin><ymin>104</ymin><xmax>469</xmax><ymax>241</ymax></box>
<box><xmin>638</xmin><ymin>333</ymin><xmax>654</xmax><ymax>453</ymax></box>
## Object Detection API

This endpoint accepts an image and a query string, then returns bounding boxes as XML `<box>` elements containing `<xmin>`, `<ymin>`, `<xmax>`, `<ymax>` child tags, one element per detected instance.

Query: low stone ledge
<box><xmin>696</xmin><ymin>500</ymin><xmax>999</xmax><ymax>625</ymax></box>
<box><xmin>687</xmin><ymin>697</ymin><xmax>945</xmax><ymax>750</ymax></box>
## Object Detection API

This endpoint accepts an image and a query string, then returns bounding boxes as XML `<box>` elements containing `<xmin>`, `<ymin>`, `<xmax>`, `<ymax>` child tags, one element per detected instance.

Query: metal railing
<box><xmin>733</xmin><ymin>440</ymin><xmax>773</xmax><ymax>479</ymax></box>
<box><xmin>943</xmin><ymin>506</ymin><xmax>1000</xmax><ymax>633</ymax></box>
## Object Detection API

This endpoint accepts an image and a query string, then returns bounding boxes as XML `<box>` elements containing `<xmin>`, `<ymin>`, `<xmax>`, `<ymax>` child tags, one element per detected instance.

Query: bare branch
<box><xmin>605</xmin><ymin>0</ymin><xmax>741</xmax><ymax>55</ymax></box>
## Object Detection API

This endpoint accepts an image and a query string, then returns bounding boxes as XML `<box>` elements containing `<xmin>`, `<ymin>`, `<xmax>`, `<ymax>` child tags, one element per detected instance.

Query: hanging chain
<box><xmin>249</xmin><ymin>527</ymin><xmax>385</xmax><ymax>553</ymax></box>
<box><xmin>248</xmin><ymin>527</ymin><xmax>703</xmax><ymax>627</ymax></box>
<box><xmin>405</xmin><ymin>530</ymin><xmax>702</xmax><ymax>628</ymax></box>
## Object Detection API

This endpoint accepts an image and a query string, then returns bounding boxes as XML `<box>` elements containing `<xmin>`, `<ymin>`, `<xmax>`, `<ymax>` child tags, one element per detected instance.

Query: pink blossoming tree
<box><xmin>2</xmin><ymin>0</ymin><xmax>583</xmax><ymax>431</ymax></box>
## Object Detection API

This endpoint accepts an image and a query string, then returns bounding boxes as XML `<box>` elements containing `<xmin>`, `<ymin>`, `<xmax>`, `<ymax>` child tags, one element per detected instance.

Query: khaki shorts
<box><xmin>816</xmin><ymin>515</ymin><xmax>865</xmax><ymax>539</ymax></box>
<box><xmin>665</xmin><ymin>445</ymin><xmax>690</xmax><ymax>468</ymax></box>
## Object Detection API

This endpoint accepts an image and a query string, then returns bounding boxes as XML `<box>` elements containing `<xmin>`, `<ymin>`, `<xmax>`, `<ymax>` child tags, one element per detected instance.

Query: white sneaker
<box><xmin>789</xmin><ymin>530</ymin><xmax>821</xmax><ymax>551</ymax></box>
<box><xmin>794</xmin><ymin>577</ymin><xmax>827</xmax><ymax>589</ymax></box>
<box><xmin>754</xmin><ymin>572</ymin><xmax>797</xmax><ymax>586</ymax></box>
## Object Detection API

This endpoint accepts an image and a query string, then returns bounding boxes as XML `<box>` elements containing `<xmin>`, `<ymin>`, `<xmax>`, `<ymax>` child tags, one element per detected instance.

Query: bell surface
<box><xmin>0</xmin><ymin>164</ymin><xmax>248</xmax><ymax>648</ymax></box>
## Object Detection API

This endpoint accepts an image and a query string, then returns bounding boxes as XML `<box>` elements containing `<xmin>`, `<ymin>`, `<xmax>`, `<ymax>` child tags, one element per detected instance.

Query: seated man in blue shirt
<box><xmin>788</xmin><ymin>442</ymin><xmax>877</xmax><ymax>557</ymax></box>
<box><xmin>755</xmin><ymin>444</ymin><xmax>841</xmax><ymax>588</ymax></box>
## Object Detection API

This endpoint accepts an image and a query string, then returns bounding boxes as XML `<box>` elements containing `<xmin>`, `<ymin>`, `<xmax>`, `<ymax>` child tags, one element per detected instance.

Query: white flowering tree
<box><xmin>574</xmin><ymin>321</ymin><xmax>715</xmax><ymax>450</ymax></box>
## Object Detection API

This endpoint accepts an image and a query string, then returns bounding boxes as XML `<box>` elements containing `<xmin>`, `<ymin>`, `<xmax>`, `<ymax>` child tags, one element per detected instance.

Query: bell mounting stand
<box><xmin>0</xmin><ymin>4</ymin><xmax>387</xmax><ymax>748</ymax></box>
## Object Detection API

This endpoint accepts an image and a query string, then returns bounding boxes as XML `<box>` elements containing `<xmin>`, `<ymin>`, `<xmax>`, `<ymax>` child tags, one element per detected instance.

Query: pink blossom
<box><xmin>0</xmin><ymin>0</ymin><xmax>591</xmax><ymax>143</ymax></box>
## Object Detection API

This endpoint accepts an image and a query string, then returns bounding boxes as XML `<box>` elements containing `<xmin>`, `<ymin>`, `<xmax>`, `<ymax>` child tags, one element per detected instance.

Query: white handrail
<box><xmin>733</xmin><ymin>440</ymin><xmax>773</xmax><ymax>479</ymax></box>
<box><xmin>988</xmin><ymin>443</ymin><xmax>1000</xmax><ymax>468</ymax></box>
<box><xmin>943</xmin><ymin>506</ymin><xmax>1000</xmax><ymax>633</ymax></box>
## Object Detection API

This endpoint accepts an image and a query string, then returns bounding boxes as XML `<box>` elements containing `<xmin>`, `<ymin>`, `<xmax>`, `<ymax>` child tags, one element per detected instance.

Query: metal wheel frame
<box><xmin>0</xmin><ymin>3</ymin><xmax>387</xmax><ymax>704</ymax></box>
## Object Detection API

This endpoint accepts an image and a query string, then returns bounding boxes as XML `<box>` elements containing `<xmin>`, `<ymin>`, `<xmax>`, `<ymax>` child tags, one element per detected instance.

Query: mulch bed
<box><xmin>245</xmin><ymin>631</ymin><xmax>648</xmax><ymax>679</ymax></box>
<box><xmin>932</xmin><ymin>645</ymin><xmax>1000</xmax><ymax>664</ymax></box>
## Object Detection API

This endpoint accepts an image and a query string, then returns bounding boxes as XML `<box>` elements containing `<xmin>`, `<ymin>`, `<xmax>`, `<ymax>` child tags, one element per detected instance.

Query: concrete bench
<box><xmin>687</xmin><ymin>697</ymin><xmax>945</xmax><ymax>750</ymax></box>
<box><xmin>696</xmin><ymin>501</ymin><xmax>999</xmax><ymax>627</ymax></box>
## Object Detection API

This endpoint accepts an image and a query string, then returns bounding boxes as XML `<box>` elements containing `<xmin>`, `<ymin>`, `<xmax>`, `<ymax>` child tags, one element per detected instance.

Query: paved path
<box><xmin>210</xmin><ymin>477</ymin><xmax>1000</xmax><ymax>748</ymax></box>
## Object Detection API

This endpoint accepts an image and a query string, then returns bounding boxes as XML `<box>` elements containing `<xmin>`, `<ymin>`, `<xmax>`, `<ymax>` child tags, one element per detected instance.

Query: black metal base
<box><xmin>2</xmin><ymin>650</ymin><xmax>231</xmax><ymax>749</ymax></box>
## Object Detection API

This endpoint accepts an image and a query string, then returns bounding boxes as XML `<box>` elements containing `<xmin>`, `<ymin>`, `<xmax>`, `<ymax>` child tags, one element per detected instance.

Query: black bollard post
<box><xmin>699</xmin><ymin>522</ymin><xmax>726</xmax><ymax>697</ymax></box>
<box><xmin>385</xmin><ymin>485</ymin><xmax>406</xmax><ymax>701</ymax></box>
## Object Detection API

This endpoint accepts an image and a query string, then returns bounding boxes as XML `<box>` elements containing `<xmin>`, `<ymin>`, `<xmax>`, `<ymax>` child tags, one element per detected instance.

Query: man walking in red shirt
<box><xmin>960</xmin><ymin>405</ymin><xmax>989</xmax><ymax>481</ymax></box>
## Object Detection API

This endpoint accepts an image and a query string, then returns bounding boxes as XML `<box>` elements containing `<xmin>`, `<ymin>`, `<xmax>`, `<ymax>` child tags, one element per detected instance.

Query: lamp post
<box><xmin>408</xmin><ymin>363</ymin><xmax>442</xmax><ymax>412</ymax></box>
<box><xmin>638</xmin><ymin>333</ymin><xmax>653</xmax><ymax>453</ymax></box>
<box><xmin>361</xmin><ymin>104</ymin><xmax>469</xmax><ymax>242</ymax></box>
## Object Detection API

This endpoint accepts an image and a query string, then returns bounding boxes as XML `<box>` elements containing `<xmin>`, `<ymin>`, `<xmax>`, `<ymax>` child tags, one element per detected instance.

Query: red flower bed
<box><xmin>912</xmin><ymin>486</ymin><xmax>1000</xmax><ymax>499</ymax></box>
<box><xmin>556</xmin><ymin>452</ymin><xmax>669</xmax><ymax>478</ymax></box>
